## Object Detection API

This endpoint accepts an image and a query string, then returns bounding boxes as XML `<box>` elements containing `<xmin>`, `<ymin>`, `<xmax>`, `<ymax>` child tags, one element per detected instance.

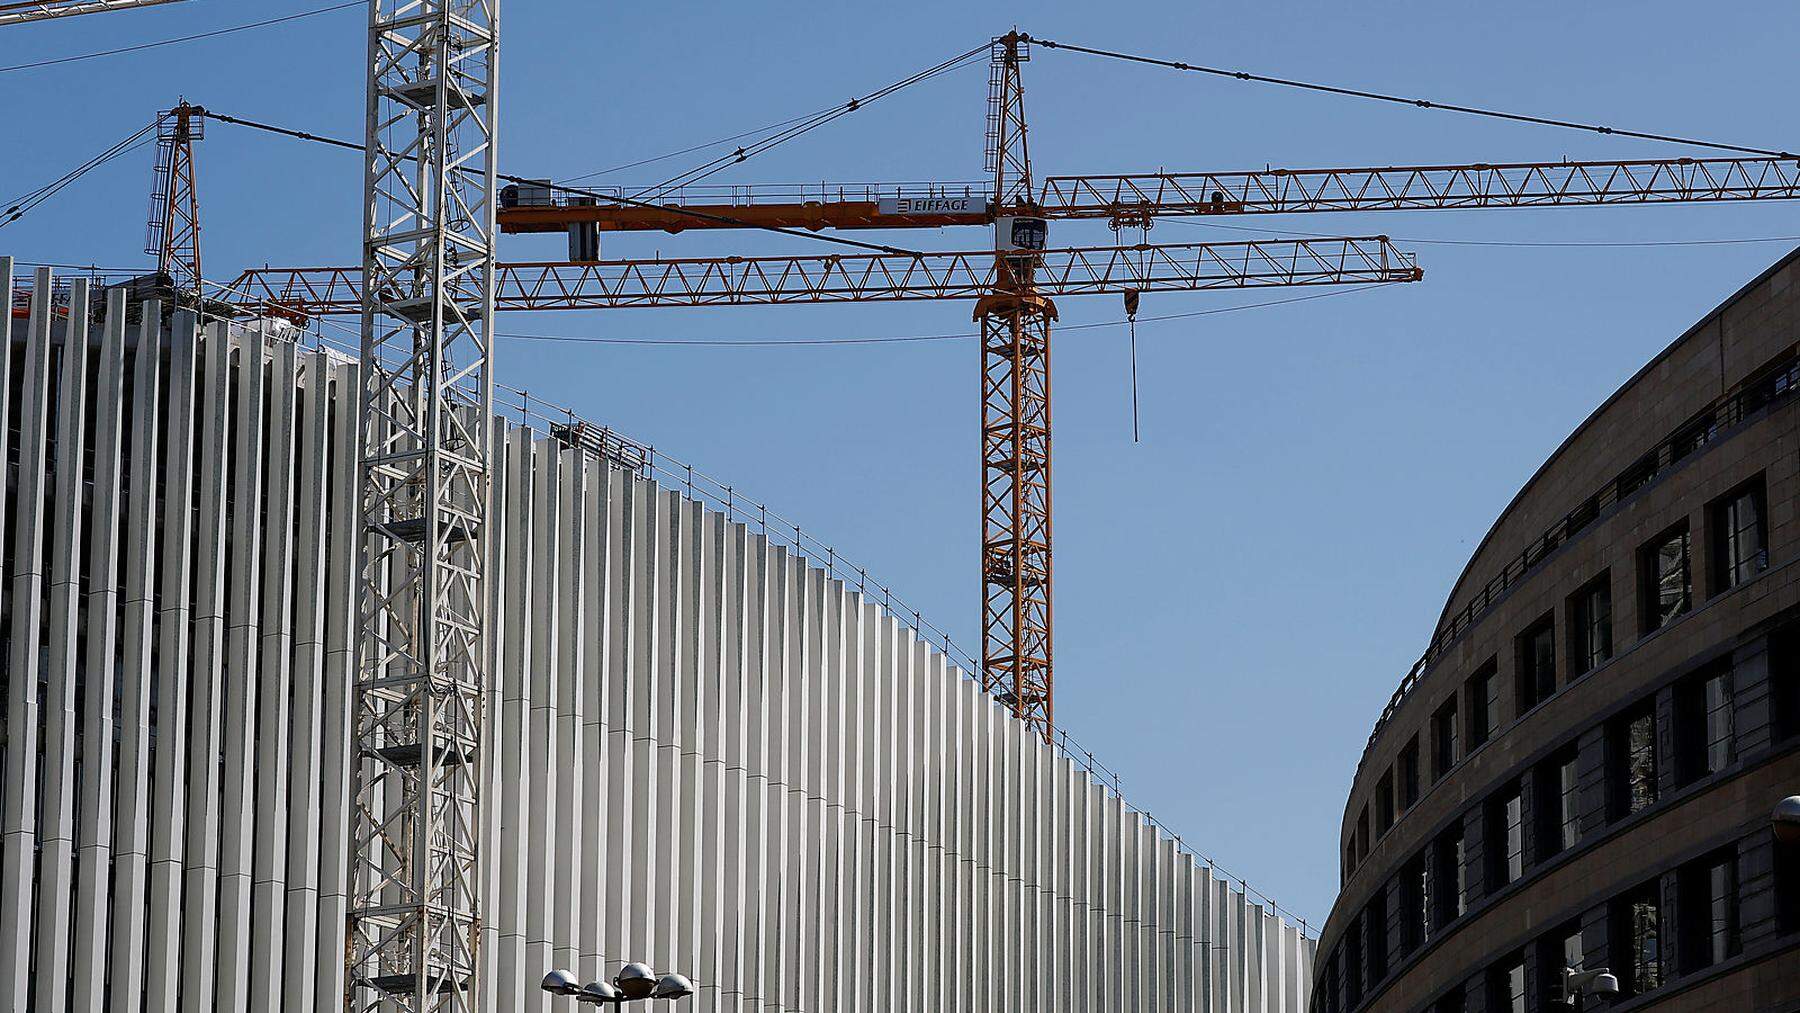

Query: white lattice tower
<box><xmin>348</xmin><ymin>1</ymin><xmax>498</xmax><ymax>1009</ymax></box>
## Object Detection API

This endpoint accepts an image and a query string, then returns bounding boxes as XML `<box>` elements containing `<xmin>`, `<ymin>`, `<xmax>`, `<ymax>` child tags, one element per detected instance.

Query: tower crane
<box><xmin>227</xmin><ymin>31</ymin><xmax>1800</xmax><ymax>748</ymax></box>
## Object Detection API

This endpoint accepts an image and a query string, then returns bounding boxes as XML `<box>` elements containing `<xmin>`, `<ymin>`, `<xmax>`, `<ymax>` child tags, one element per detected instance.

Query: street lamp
<box><xmin>1773</xmin><ymin>795</ymin><xmax>1800</xmax><ymax>845</ymax></box>
<box><xmin>1553</xmin><ymin>966</ymin><xmax>1620</xmax><ymax>1010</ymax></box>
<box><xmin>542</xmin><ymin>966</ymin><xmax>695</xmax><ymax>1005</ymax></box>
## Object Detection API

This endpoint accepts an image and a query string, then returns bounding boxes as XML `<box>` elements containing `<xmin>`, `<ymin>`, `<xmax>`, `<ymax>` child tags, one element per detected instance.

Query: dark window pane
<box><xmin>1707</xmin><ymin>857</ymin><xmax>1740</xmax><ymax>964</ymax></box>
<box><xmin>1488</xmin><ymin>953</ymin><xmax>1526</xmax><ymax>1013</ymax></box>
<box><xmin>1611</xmin><ymin>706</ymin><xmax>1659</xmax><ymax>820</ymax></box>
<box><xmin>1489</xmin><ymin>785</ymin><xmax>1524</xmax><ymax>887</ymax></box>
<box><xmin>1643</xmin><ymin>527</ymin><xmax>1691</xmax><ymax>633</ymax></box>
<box><xmin>1469</xmin><ymin>662</ymin><xmax>1499</xmax><ymax>748</ymax></box>
<box><xmin>1517</xmin><ymin>618</ymin><xmax>1556</xmax><ymax>711</ymax></box>
<box><xmin>1434</xmin><ymin>700</ymin><xmax>1459</xmax><ymax>780</ymax></box>
<box><xmin>1713</xmin><ymin>480</ymin><xmax>1769</xmax><ymax>592</ymax></box>
<box><xmin>1613</xmin><ymin>884</ymin><xmax>1663</xmax><ymax>995</ymax></box>
<box><xmin>1399</xmin><ymin>737</ymin><xmax>1421</xmax><ymax>810</ymax></box>
<box><xmin>1571</xmin><ymin>577</ymin><xmax>1612</xmax><ymax>675</ymax></box>
<box><xmin>1704</xmin><ymin>671</ymin><xmax>1735</xmax><ymax>774</ymax></box>
<box><xmin>1536</xmin><ymin>747</ymin><xmax>1580</xmax><ymax>859</ymax></box>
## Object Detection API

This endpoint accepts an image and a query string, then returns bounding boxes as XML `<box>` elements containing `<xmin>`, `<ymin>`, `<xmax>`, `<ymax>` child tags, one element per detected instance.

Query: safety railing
<box><xmin>505</xmin><ymin>178</ymin><xmax>988</xmax><ymax>209</ymax></box>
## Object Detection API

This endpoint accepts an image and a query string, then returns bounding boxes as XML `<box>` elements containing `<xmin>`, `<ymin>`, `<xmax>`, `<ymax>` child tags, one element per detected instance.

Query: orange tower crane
<box><xmin>226</xmin><ymin>32</ymin><xmax>1800</xmax><ymax>743</ymax></box>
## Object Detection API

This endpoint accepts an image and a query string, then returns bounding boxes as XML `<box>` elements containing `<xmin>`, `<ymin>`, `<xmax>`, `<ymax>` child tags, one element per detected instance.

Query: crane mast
<box><xmin>347</xmin><ymin>0</ymin><xmax>498</xmax><ymax>1010</ymax></box>
<box><xmin>145</xmin><ymin>101</ymin><xmax>202</xmax><ymax>297</ymax></box>
<box><xmin>980</xmin><ymin>32</ymin><xmax>1057</xmax><ymax>739</ymax></box>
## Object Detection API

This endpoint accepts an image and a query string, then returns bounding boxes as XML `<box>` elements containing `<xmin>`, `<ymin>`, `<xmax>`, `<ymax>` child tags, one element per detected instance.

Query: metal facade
<box><xmin>0</xmin><ymin>260</ymin><xmax>1313</xmax><ymax>1012</ymax></box>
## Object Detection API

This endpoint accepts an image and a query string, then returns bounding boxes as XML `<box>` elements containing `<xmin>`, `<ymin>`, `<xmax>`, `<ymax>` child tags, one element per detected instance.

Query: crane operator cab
<box><xmin>995</xmin><ymin>214</ymin><xmax>1048</xmax><ymax>288</ymax></box>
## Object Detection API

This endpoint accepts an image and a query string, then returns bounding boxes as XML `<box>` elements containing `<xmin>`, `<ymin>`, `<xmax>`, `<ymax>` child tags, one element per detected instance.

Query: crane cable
<box><xmin>627</xmin><ymin>42</ymin><xmax>991</xmax><ymax>201</ymax></box>
<box><xmin>1</xmin><ymin>116</ymin><xmax>161</xmax><ymax>229</ymax></box>
<box><xmin>0</xmin><ymin>1</ymin><xmax>361</xmax><ymax>75</ymax></box>
<box><xmin>1024</xmin><ymin>35</ymin><xmax>1796</xmax><ymax>160</ymax></box>
<box><xmin>195</xmin><ymin>109</ymin><xmax>922</xmax><ymax>256</ymax></box>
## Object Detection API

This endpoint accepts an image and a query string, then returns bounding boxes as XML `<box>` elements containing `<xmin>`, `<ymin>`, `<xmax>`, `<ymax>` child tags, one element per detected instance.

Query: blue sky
<box><xmin>6</xmin><ymin>0</ymin><xmax>1799</xmax><ymax>925</ymax></box>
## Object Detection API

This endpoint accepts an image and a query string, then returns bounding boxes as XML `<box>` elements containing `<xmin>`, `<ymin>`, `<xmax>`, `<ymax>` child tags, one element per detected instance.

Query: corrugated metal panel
<box><xmin>0</xmin><ymin>277</ymin><xmax>1311</xmax><ymax>1011</ymax></box>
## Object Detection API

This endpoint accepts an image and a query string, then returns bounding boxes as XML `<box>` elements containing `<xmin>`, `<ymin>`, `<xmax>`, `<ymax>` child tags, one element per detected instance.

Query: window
<box><xmin>1400</xmin><ymin>854</ymin><xmax>1428</xmax><ymax>954</ymax></box>
<box><xmin>1346</xmin><ymin>910</ymin><xmax>1365</xmax><ymax>1005</ymax></box>
<box><xmin>1678</xmin><ymin>849</ymin><xmax>1740</xmax><ymax>972</ymax></box>
<box><xmin>1344</xmin><ymin>839</ymin><xmax>1357</xmax><ymax>882</ymax></box>
<box><xmin>1538</xmin><ymin>922</ymin><xmax>1583</xmax><ymax>1007</ymax></box>
<box><xmin>1641</xmin><ymin>523</ymin><xmax>1692</xmax><ymax>633</ymax></box>
<box><xmin>1467</xmin><ymin>660</ymin><xmax>1499</xmax><ymax>748</ymax></box>
<box><xmin>1433</xmin><ymin>985</ymin><xmax>1465</xmax><ymax>1013</ymax></box>
<box><xmin>1356</xmin><ymin>807</ymin><xmax>1370</xmax><ymax>865</ymax></box>
<box><xmin>1569</xmin><ymin>574</ymin><xmax>1613</xmax><ymax>676</ymax></box>
<box><xmin>1534</xmin><ymin>746</ymin><xmax>1580</xmax><ymax>859</ymax></box>
<box><xmin>1487</xmin><ymin>951</ymin><xmax>1526</xmax><ymax>1013</ymax></box>
<box><xmin>1376</xmin><ymin>770</ymin><xmax>1395</xmax><ymax>838</ymax></box>
<box><xmin>1399</xmin><ymin>736</ymin><xmax>1421</xmax><ymax>811</ymax></box>
<box><xmin>1773</xmin><ymin>623</ymin><xmax>1800</xmax><ymax>744</ymax></box>
<box><xmin>1779</xmin><ymin>825</ymin><xmax>1800</xmax><ymax>935</ymax></box>
<box><xmin>1516</xmin><ymin>616</ymin><xmax>1556</xmax><ymax>711</ymax></box>
<box><xmin>1676</xmin><ymin>665</ymin><xmax>1734</xmax><ymax>784</ymax></box>
<box><xmin>1433</xmin><ymin>698</ymin><xmax>1459</xmax><ymax>781</ymax></box>
<box><xmin>1487</xmin><ymin>783</ymin><xmax>1524</xmax><ymax>888</ymax></box>
<box><xmin>1432</xmin><ymin>825</ymin><xmax>1466</xmax><ymax>928</ymax></box>
<box><xmin>1609</xmin><ymin>704</ymin><xmax>1659</xmax><ymax>820</ymax></box>
<box><xmin>1612</xmin><ymin>881</ymin><xmax>1664</xmax><ymax>996</ymax></box>
<box><xmin>1711</xmin><ymin>477</ymin><xmax>1768</xmax><ymax>592</ymax></box>
<box><xmin>1367</xmin><ymin>891</ymin><xmax>1389</xmax><ymax>983</ymax></box>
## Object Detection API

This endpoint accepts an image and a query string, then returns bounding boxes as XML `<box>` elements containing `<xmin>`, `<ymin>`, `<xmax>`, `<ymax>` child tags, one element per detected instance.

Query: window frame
<box><xmin>1515</xmin><ymin>614</ymin><xmax>1557</xmax><ymax>712</ymax></box>
<box><xmin>1535</xmin><ymin>745</ymin><xmax>1580</xmax><ymax>861</ymax></box>
<box><xmin>1433</xmin><ymin>698</ymin><xmax>1459</xmax><ymax>782</ymax></box>
<box><xmin>1486</xmin><ymin>950</ymin><xmax>1527</xmax><ymax>1013</ymax></box>
<box><xmin>1467</xmin><ymin>659</ymin><xmax>1499</xmax><ymax>749</ymax></box>
<box><xmin>1611</xmin><ymin>880</ymin><xmax>1664</xmax><ymax>996</ymax></box>
<box><xmin>1709</xmin><ymin>476</ymin><xmax>1769</xmax><ymax>594</ymax></box>
<box><xmin>1398</xmin><ymin>735</ymin><xmax>1421</xmax><ymax>811</ymax></box>
<box><xmin>1640</xmin><ymin>522</ymin><xmax>1692</xmax><ymax>635</ymax></box>
<box><xmin>1677</xmin><ymin>847</ymin><xmax>1741</xmax><ymax>973</ymax></box>
<box><xmin>1608</xmin><ymin>702</ymin><xmax>1660</xmax><ymax>822</ymax></box>
<box><xmin>1568</xmin><ymin>572</ymin><xmax>1613</xmax><ymax>677</ymax></box>
<box><xmin>1487</xmin><ymin>782</ymin><xmax>1525</xmax><ymax>889</ymax></box>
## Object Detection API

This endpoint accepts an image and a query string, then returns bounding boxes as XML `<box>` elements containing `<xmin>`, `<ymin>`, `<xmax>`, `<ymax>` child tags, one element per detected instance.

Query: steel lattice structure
<box><xmin>1036</xmin><ymin>155</ymin><xmax>1800</xmax><ymax>223</ymax></box>
<box><xmin>0</xmin><ymin>0</ymin><xmax>182</xmax><ymax>24</ymax></box>
<box><xmin>145</xmin><ymin>103</ymin><xmax>203</xmax><ymax>295</ymax></box>
<box><xmin>348</xmin><ymin>1</ymin><xmax>498</xmax><ymax>1010</ymax></box>
<box><xmin>978</xmin><ymin>33</ymin><xmax>1059</xmax><ymax>737</ymax></box>
<box><xmin>227</xmin><ymin>236</ymin><xmax>1419</xmax><ymax>315</ymax></box>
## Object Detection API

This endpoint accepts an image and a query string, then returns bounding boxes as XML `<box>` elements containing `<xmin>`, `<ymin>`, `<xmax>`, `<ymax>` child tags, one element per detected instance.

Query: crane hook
<box><xmin>1124</xmin><ymin>289</ymin><xmax>1141</xmax><ymax>443</ymax></box>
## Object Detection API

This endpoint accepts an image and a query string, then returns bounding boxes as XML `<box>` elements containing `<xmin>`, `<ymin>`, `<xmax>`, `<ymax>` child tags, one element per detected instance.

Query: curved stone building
<box><xmin>0</xmin><ymin>259</ymin><xmax>1312</xmax><ymax>1013</ymax></box>
<box><xmin>1314</xmin><ymin>250</ymin><xmax>1800</xmax><ymax>1012</ymax></box>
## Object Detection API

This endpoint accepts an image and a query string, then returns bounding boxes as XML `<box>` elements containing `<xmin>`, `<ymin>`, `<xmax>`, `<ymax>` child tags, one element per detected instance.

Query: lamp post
<box><xmin>542</xmin><ymin>965</ymin><xmax>696</xmax><ymax>1005</ymax></box>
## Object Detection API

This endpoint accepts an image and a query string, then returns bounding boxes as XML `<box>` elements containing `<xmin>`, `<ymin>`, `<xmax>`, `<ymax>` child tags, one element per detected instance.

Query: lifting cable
<box><xmin>1</xmin><ymin>116</ymin><xmax>161</xmax><ymax>229</ymax></box>
<box><xmin>627</xmin><ymin>41</ymin><xmax>992</xmax><ymax>200</ymax></box>
<box><xmin>196</xmin><ymin>109</ymin><xmax>922</xmax><ymax>256</ymax></box>
<box><xmin>1024</xmin><ymin>35</ymin><xmax>1795</xmax><ymax>160</ymax></box>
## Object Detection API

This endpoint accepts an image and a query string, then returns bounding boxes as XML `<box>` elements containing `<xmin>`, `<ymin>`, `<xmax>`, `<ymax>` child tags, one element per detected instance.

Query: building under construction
<box><xmin>0</xmin><ymin>265</ymin><xmax>1317</xmax><ymax>1012</ymax></box>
